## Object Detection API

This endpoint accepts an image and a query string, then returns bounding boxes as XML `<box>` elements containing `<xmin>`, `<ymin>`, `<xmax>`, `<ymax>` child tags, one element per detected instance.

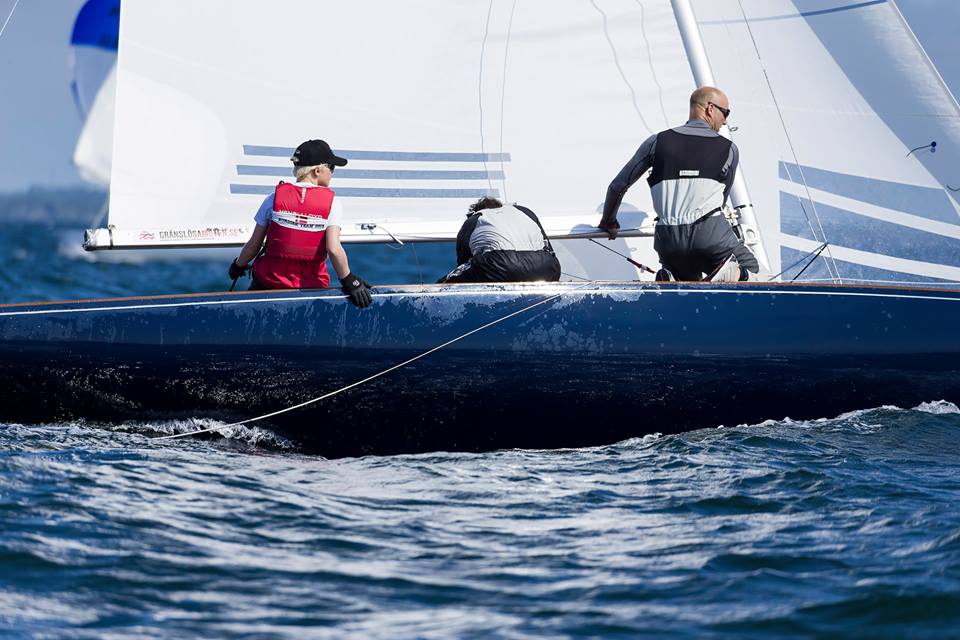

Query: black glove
<box><xmin>228</xmin><ymin>258</ymin><xmax>249</xmax><ymax>280</ymax></box>
<box><xmin>340</xmin><ymin>272</ymin><xmax>373</xmax><ymax>309</ymax></box>
<box><xmin>598</xmin><ymin>220</ymin><xmax>620</xmax><ymax>240</ymax></box>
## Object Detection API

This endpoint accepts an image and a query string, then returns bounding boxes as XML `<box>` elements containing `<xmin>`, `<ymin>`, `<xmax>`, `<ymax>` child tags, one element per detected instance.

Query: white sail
<box><xmin>690</xmin><ymin>0</ymin><xmax>960</xmax><ymax>285</ymax></box>
<box><xmin>88</xmin><ymin>0</ymin><xmax>698</xmax><ymax>271</ymax></box>
<box><xmin>73</xmin><ymin>64</ymin><xmax>116</xmax><ymax>187</ymax></box>
<box><xmin>70</xmin><ymin>0</ymin><xmax>121</xmax><ymax>188</ymax></box>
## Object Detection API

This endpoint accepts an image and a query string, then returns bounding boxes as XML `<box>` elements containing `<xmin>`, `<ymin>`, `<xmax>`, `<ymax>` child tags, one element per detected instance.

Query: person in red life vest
<box><xmin>228</xmin><ymin>139</ymin><xmax>373</xmax><ymax>308</ymax></box>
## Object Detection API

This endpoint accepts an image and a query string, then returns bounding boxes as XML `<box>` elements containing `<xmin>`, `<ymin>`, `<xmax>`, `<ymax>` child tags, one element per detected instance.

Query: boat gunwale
<box><xmin>2</xmin><ymin>279</ymin><xmax>960</xmax><ymax>314</ymax></box>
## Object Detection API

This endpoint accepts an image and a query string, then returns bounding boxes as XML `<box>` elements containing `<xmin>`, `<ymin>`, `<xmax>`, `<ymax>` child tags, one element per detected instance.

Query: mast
<box><xmin>670</xmin><ymin>0</ymin><xmax>771</xmax><ymax>272</ymax></box>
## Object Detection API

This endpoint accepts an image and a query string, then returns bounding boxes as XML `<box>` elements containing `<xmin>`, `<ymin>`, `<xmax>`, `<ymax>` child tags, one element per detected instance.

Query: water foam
<box><xmin>110</xmin><ymin>418</ymin><xmax>294</xmax><ymax>448</ymax></box>
<box><xmin>912</xmin><ymin>400</ymin><xmax>960</xmax><ymax>415</ymax></box>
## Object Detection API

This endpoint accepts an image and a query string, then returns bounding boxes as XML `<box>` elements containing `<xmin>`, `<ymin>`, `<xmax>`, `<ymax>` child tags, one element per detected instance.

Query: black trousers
<box><xmin>442</xmin><ymin>249</ymin><xmax>561</xmax><ymax>283</ymax></box>
<box><xmin>653</xmin><ymin>215</ymin><xmax>759</xmax><ymax>281</ymax></box>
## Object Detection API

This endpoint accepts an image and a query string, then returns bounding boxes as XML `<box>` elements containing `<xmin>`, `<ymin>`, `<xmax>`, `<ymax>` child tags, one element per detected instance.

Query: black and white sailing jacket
<box><xmin>601</xmin><ymin>119</ymin><xmax>738</xmax><ymax>227</ymax></box>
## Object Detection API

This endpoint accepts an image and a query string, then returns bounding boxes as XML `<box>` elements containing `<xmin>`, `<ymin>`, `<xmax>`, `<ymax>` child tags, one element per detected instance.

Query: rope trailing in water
<box><xmin>154</xmin><ymin>286</ymin><xmax>586</xmax><ymax>441</ymax></box>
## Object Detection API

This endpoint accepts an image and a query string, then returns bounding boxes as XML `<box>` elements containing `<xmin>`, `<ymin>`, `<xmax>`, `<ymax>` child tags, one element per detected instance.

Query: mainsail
<box><xmin>85</xmin><ymin>0</ymin><xmax>960</xmax><ymax>288</ymax></box>
<box><xmin>85</xmin><ymin>0</ymin><xmax>697</xmax><ymax>273</ymax></box>
<box><xmin>691</xmin><ymin>0</ymin><xmax>960</xmax><ymax>285</ymax></box>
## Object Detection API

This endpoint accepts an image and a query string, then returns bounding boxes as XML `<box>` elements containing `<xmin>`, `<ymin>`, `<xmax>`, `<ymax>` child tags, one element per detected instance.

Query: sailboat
<box><xmin>2</xmin><ymin>0</ymin><xmax>959</xmax><ymax>457</ymax></box>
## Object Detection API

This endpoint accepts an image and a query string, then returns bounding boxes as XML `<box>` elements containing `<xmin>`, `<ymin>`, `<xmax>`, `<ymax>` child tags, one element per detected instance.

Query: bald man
<box><xmin>599</xmin><ymin>86</ymin><xmax>759</xmax><ymax>281</ymax></box>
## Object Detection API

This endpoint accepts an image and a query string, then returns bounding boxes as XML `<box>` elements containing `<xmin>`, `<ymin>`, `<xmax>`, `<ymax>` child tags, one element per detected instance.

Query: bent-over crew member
<box><xmin>599</xmin><ymin>86</ymin><xmax>759</xmax><ymax>282</ymax></box>
<box><xmin>229</xmin><ymin>139</ymin><xmax>372</xmax><ymax>308</ymax></box>
<box><xmin>440</xmin><ymin>197</ymin><xmax>561</xmax><ymax>283</ymax></box>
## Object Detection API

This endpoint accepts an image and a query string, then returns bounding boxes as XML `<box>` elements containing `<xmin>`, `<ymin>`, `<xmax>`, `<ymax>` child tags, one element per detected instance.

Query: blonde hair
<box><xmin>293</xmin><ymin>164</ymin><xmax>325</xmax><ymax>181</ymax></box>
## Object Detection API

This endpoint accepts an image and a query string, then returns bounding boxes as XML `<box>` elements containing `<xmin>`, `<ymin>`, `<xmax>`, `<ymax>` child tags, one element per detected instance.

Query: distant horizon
<box><xmin>0</xmin><ymin>0</ymin><xmax>957</xmax><ymax>193</ymax></box>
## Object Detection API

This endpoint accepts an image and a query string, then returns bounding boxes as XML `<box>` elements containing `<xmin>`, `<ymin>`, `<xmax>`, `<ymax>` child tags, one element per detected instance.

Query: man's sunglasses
<box><xmin>708</xmin><ymin>102</ymin><xmax>731</xmax><ymax>119</ymax></box>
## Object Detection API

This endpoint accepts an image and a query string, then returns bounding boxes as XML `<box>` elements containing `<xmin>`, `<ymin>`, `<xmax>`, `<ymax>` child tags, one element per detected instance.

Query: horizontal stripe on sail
<box><xmin>780</xmin><ymin>192</ymin><xmax>960</xmax><ymax>268</ymax></box>
<box><xmin>230</xmin><ymin>184</ymin><xmax>499</xmax><ymax>198</ymax></box>
<box><xmin>779</xmin><ymin>161</ymin><xmax>958</xmax><ymax>224</ymax></box>
<box><xmin>236</xmin><ymin>165</ymin><xmax>505</xmax><ymax>180</ymax></box>
<box><xmin>700</xmin><ymin>1</ymin><xmax>887</xmax><ymax>25</ymax></box>
<box><xmin>780</xmin><ymin>246</ymin><xmax>955</xmax><ymax>285</ymax></box>
<box><xmin>779</xmin><ymin>180</ymin><xmax>960</xmax><ymax>240</ymax></box>
<box><xmin>243</xmin><ymin>145</ymin><xmax>511</xmax><ymax>163</ymax></box>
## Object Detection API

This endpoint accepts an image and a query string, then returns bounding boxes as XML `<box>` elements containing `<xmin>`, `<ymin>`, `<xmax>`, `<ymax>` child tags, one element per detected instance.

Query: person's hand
<box><xmin>340</xmin><ymin>272</ymin><xmax>373</xmax><ymax>308</ymax></box>
<box><xmin>228</xmin><ymin>258</ymin><xmax>249</xmax><ymax>280</ymax></box>
<box><xmin>598</xmin><ymin>220</ymin><xmax>620</xmax><ymax>240</ymax></box>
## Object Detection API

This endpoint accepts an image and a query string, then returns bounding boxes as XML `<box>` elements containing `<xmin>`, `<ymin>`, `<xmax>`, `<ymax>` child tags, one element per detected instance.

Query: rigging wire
<box><xmin>478</xmin><ymin>0</ymin><xmax>496</xmax><ymax>192</ymax></box>
<box><xmin>153</xmin><ymin>285</ymin><xmax>588</xmax><ymax>441</ymax></box>
<box><xmin>633</xmin><ymin>0</ymin><xmax>670</xmax><ymax>128</ymax></box>
<box><xmin>589</xmin><ymin>0</ymin><xmax>654</xmax><ymax>135</ymax></box>
<box><xmin>588</xmin><ymin>238</ymin><xmax>655</xmax><ymax>273</ymax></box>
<box><xmin>734</xmin><ymin>0</ymin><xmax>843</xmax><ymax>284</ymax></box>
<box><xmin>767</xmin><ymin>242</ymin><xmax>828</xmax><ymax>281</ymax></box>
<box><xmin>779</xmin><ymin>163</ymin><xmax>841</xmax><ymax>282</ymax></box>
<box><xmin>791</xmin><ymin>242</ymin><xmax>830</xmax><ymax>282</ymax></box>
<box><xmin>0</xmin><ymin>0</ymin><xmax>20</xmax><ymax>41</ymax></box>
<box><xmin>498</xmin><ymin>0</ymin><xmax>519</xmax><ymax>203</ymax></box>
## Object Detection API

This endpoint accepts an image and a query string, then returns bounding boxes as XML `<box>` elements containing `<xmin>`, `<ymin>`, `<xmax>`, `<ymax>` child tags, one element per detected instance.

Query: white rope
<box><xmin>0</xmin><ymin>0</ymin><xmax>21</xmax><ymax>41</ymax></box>
<box><xmin>153</xmin><ymin>287</ymin><xmax>584</xmax><ymax>441</ymax></box>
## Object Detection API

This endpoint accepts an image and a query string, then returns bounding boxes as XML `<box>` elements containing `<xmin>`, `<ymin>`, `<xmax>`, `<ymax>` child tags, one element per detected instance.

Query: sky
<box><xmin>0</xmin><ymin>0</ymin><xmax>958</xmax><ymax>193</ymax></box>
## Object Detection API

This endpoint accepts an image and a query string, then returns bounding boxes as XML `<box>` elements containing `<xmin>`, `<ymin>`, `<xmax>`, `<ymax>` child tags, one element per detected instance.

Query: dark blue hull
<box><xmin>2</xmin><ymin>282</ymin><xmax>959</xmax><ymax>456</ymax></box>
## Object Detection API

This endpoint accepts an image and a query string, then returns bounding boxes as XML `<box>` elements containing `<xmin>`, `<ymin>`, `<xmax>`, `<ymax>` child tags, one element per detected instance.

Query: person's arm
<box><xmin>236</xmin><ymin>224</ymin><xmax>268</xmax><ymax>267</ymax></box>
<box><xmin>721</xmin><ymin>142</ymin><xmax>739</xmax><ymax>204</ymax></box>
<box><xmin>326</xmin><ymin>226</ymin><xmax>373</xmax><ymax>308</ymax></box>
<box><xmin>232</xmin><ymin>193</ymin><xmax>274</xmax><ymax>271</ymax></box>
<box><xmin>456</xmin><ymin>215</ymin><xmax>480</xmax><ymax>265</ymax></box>
<box><xmin>325</xmin><ymin>226</ymin><xmax>350</xmax><ymax>280</ymax></box>
<box><xmin>600</xmin><ymin>134</ymin><xmax>657</xmax><ymax>236</ymax></box>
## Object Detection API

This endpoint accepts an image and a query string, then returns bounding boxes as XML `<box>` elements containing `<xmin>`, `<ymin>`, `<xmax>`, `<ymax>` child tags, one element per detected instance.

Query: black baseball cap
<box><xmin>290</xmin><ymin>139</ymin><xmax>348</xmax><ymax>167</ymax></box>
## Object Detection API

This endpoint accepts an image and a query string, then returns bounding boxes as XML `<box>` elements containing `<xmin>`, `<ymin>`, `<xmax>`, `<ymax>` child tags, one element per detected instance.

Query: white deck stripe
<box><xmin>2</xmin><ymin>286</ymin><xmax>960</xmax><ymax>318</ymax></box>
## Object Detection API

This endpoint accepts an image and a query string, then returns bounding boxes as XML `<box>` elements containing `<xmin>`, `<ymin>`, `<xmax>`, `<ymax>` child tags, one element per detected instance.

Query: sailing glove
<box><xmin>228</xmin><ymin>258</ymin><xmax>249</xmax><ymax>280</ymax></box>
<box><xmin>599</xmin><ymin>220</ymin><xmax>620</xmax><ymax>240</ymax></box>
<box><xmin>341</xmin><ymin>272</ymin><xmax>373</xmax><ymax>309</ymax></box>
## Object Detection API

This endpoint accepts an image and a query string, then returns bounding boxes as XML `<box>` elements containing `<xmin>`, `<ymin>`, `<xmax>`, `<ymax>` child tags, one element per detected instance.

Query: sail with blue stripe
<box><xmin>70</xmin><ymin>0</ymin><xmax>120</xmax><ymax>187</ymax></box>
<box><xmin>85</xmin><ymin>0</ymin><xmax>688</xmax><ymax>264</ymax></box>
<box><xmin>692</xmin><ymin>0</ymin><xmax>960</xmax><ymax>286</ymax></box>
<box><xmin>86</xmin><ymin>0</ymin><xmax>960</xmax><ymax>289</ymax></box>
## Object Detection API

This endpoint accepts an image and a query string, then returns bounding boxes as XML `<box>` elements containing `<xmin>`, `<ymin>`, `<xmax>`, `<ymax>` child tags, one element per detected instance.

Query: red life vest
<box><xmin>252</xmin><ymin>182</ymin><xmax>336</xmax><ymax>289</ymax></box>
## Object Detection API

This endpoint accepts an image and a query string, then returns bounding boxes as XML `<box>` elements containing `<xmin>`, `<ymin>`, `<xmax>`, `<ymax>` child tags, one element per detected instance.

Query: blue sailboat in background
<box><xmin>2</xmin><ymin>0</ymin><xmax>959</xmax><ymax>457</ymax></box>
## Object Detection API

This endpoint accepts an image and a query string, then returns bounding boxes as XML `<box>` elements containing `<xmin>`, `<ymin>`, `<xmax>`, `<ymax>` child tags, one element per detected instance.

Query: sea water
<box><xmin>2</xmin><ymin>217</ymin><xmax>960</xmax><ymax>638</ymax></box>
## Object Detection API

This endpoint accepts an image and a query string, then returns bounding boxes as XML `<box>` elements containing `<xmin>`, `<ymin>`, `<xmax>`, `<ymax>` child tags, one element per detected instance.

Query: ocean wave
<box><xmin>0</xmin><ymin>418</ymin><xmax>294</xmax><ymax>450</ymax></box>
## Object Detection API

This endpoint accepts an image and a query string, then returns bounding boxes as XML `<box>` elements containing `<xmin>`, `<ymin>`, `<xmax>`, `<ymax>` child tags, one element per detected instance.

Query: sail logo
<box><xmin>230</xmin><ymin>145</ymin><xmax>508</xmax><ymax>200</ymax></box>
